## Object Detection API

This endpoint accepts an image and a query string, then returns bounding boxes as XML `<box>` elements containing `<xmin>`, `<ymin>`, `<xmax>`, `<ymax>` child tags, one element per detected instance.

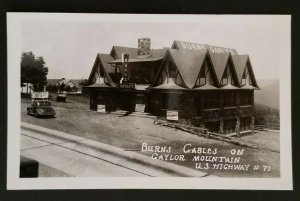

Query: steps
<box><xmin>110</xmin><ymin>110</ymin><xmax>157</xmax><ymax>119</ymax></box>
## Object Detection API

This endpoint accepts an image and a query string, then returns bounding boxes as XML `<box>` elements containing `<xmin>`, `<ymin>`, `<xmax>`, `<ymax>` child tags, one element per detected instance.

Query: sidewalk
<box><xmin>21</xmin><ymin>122</ymin><xmax>211</xmax><ymax>177</ymax></box>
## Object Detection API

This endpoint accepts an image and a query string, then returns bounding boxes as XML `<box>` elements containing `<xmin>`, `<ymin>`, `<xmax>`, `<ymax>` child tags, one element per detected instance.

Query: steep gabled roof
<box><xmin>231</xmin><ymin>54</ymin><xmax>249</xmax><ymax>83</ymax></box>
<box><xmin>193</xmin><ymin>84</ymin><xmax>217</xmax><ymax>90</ymax></box>
<box><xmin>171</xmin><ymin>40</ymin><xmax>208</xmax><ymax>50</ymax></box>
<box><xmin>98</xmin><ymin>54</ymin><xmax>115</xmax><ymax>73</ymax></box>
<box><xmin>151</xmin><ymin>48</ymin><xmax>168</xmax><ymax>58</ymax></box>
<box><xmin>110</xmin><ymin>46</ymin><xmax>167</xmax><ymax>61</ymax></box>
<box><xmin>150</xmin><ymin>74</ymin><xmax>186</xmax><ymax>90</ymax></box>
<box><xmin>231</xmin><ymin>54</ymin><xmax>259</xmax><ymax>87</ymax></box>
<box><xmin>246</xmin><ymin>59</ymin><xmax>259</xmax><ymax>88</ymax></box>
<box><xmin>111</xmin><ymin>46</ymin><xmax>138</xmax><ymax>59</ymax></box>
<box><xmin>209</xmin><ymin>51</ymin><xmax>230</xmax><ymax>82</ymax></box>
<box><xmin>171</xmin><ymin>40</ymin><xmax>238</xmax><ymax>55</ymax></box>
<box><xmin>169</xmin><ymin>49</ymin><xmax>207</xmax><ymax>89</ymax></box>
<box><xmin>71</xmin><ymin>79</ymin><xmax>84</xmax><ymax>85</ymax></box>
<box><xmin>221</xmin><ymin>84</ymin><xmax>239</xmax><ymax>89</ymax></box>
<box><xmin>87</xmin><ymin>54</ymin><xmax>115</xmax><ymax>87</ymax></box>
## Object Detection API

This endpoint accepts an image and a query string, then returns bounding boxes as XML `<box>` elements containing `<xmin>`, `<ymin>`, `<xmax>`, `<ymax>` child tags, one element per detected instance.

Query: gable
<box><xmin>195</xmin><ymin>56</ymin><xmax>217</xmax><ymax>87</ymax></box>
<box><xmin>221</xmin><ymin>58</ymin><xmax>239</xmax><ymax>86</ymax></box>
<box><xmin>110</xmin><ymin>46</ymin><xmax>138</xmax><ymax>59</ymax></box>
<box><xmin>152</xmin><ymin>51</ymin><xmax>185</xmax><ymax>88</ymax></box>
<box><xmin>87</xmin><ymin>54</ymin><xmax>115</xmax><ymax>87</ymax></box>
<box><xmin>169</xmin><ymin>49</ymin><xmax>207</xmax><ymax>89</ymax></box>
<box><xmin>231</xmin><ymin>55</ymin><xmax>248</xmax><ymax>85</ymax></box>
<box><xmin>244</xmin><ymin>59</ymin><xmax>258</xmax><ymax>87</ymax></box>
<box><xmin>232</xmin><ymin>55</ymin><xmax>258</xmax><ymax>87</ymax></box>
<box><xmin>209</xmin><ymin>51</ymin><xmax>230</xmax><ymax>83</ymax></box>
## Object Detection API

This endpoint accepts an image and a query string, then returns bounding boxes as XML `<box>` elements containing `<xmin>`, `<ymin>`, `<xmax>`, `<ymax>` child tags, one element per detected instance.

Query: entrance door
<box><xmin>118</xmin><ymin>92</ymin><xmax>134</xmax><ymax>111</ymax></box>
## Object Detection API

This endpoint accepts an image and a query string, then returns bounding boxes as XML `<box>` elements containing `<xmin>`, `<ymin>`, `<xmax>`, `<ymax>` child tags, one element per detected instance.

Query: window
<box><xmin>168</xmin><ymin>62</ymin><xmax>177</xmax><ymax>78</ymax></box>
<box><xmin>224</xmin><ymin>119</ymin><xmax>237</xmax><ymax>134</ymax></box>
<box><xmin>241</xmin><ymin>69</ymin><xmax>246</xmax><ymax>85</ymax></box>
<box><xmin>164</xmin><ymin>93</ymin><xmax>181</xmax><ymax>110</ymax></box>
<box><xmin>223</xmin><ymin>92</ymin><xmax>236</xmax><ymax>107</ymax></box>
<box><xmin>204</xmin><ymin>92</ymin><xmax>219</xmax><ymax>109</ymax></box>
<box><xmin>222</xmin><ymin>64</ymin><xmax>235</xmax><ymax>85</ymax></box>
<box><xmin>36</xmin><ymin>101</ymin><xmax>50</xmax><ymax>106</ymax></box>
<box><xmin>240</xmin><ymin>117</ymin><xmax>251</xmax><ymax>131</ymax></box>
<box><xmin>222</xmin><ymin>67</ymin><xmax>229</xmax><ymax>85</ymax></box>
<box><xmin>198</xmin><ymin>61</ymin><xmax>213</xmax><ymax>86</ymax></box>
<box><xmin>239</xmin><ymin>91</ymin><xmax>253</xmax><ymax>105</ymax></box>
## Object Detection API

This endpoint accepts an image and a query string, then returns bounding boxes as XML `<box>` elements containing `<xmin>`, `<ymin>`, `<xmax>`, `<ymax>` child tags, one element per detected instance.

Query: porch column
<box><xmin>250</xmin><ymin>115</ymin><xmax>255</xmax><ymax>134</ymax></box>
<box><xmin>219</xmin><ymin>118</ymin><xmax>224</xmax><ymax>134</ymax></box>
<box><xmin>235</xmin><ymin>116</ymin><xmax>240</xmax><ymax>136</ymax></box>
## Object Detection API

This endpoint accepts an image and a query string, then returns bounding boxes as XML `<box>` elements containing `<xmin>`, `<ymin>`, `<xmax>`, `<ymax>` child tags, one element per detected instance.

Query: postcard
<box><xmin>7</xmin><ymin>13</ymin><xmax>292</xmax><ymax>190</ymax></box>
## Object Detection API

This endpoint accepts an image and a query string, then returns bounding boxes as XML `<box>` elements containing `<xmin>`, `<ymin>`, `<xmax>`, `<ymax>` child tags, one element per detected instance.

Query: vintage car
<box><xmin>27</xmin><ymin>100</ymin><xmax>56</xmax><ymax>117</ymax></box>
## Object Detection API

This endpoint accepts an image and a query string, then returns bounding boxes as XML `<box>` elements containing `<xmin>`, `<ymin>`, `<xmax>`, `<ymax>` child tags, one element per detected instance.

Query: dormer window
<box><xmin>241</xmin><ymin>70</ymin><xmax>246</xmax><ymax>85</ymax></box>
<box><xmin>222</xmin><ymin>64</ymin><xmax>235</xmax><ymax>85</ymax></box>
<box><xmin>242</xmin><ymin>67</ymin><xmax>251</xmax><ymax>86</ymax></box>
<box><xmin>222</xmin><ymin>66</ymin><xmax>229</xmax><ymax>85</ymax></box>
<box><xmin>198</xmin><ymin>60</ymin><xmax>213</xmax><ymax>86</ymax></box>
<box><xmin>168</xmin><ymin>61</ymin><xmax>177</xmax><ymax>78</ymax></box>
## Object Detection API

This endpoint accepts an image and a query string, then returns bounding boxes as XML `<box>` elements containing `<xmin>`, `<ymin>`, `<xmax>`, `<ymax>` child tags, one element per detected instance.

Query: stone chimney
<box><xmin>137</xmin><ymin>38</ymin><xmax>151</xmax><ymax>57</ymax></box>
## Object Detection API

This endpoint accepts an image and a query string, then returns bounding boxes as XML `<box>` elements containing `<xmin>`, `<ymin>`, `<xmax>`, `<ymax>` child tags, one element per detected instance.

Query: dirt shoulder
<box><xmin>21</xmin><ymin>97</ymin><xmax>280</xmax><ymax>178</ymax></box>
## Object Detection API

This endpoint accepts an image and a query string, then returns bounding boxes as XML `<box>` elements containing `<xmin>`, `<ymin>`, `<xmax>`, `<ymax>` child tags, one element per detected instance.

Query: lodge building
<box><xmin>85</xmin><ymin>38</ymin><xmax>259</xmax><ymax>135</ymax></box>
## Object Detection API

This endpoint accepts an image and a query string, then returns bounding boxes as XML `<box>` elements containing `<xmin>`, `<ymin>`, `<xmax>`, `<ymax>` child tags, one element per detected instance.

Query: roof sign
<box><xmin>174</xmin><ymin>41</ymin><xmax>238</xmax><ymax>55</ymax></box>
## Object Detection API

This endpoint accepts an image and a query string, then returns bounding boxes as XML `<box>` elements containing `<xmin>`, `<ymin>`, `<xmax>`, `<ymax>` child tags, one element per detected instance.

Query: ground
<box><xmin>21</xmin><ymin>95</ymin><xmax>280</xmax><ymax>178</ymax></box>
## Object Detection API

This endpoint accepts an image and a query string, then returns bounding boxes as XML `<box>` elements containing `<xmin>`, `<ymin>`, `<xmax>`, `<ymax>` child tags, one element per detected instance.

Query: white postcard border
<box><xmin>7</xmin><ymin>13</ymin><xmax>292</xmax><ymax>190</ymax></box>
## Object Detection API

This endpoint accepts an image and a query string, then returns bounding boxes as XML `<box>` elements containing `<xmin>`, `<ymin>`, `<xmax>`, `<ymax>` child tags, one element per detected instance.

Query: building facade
<box><xmin>86</xmin><ymin>38</ymin><xmax>259</xmax><ymax>135</ymax></box>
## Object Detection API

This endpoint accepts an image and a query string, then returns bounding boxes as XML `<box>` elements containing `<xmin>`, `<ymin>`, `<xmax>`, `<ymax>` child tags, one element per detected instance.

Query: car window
<box><xmin>36</xmin><ymin>101</ymin><xmax>51</xmax><ymax>106</ymax></box>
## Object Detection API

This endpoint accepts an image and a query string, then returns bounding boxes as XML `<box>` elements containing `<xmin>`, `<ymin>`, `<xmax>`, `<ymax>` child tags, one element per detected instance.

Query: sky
<box><xmin>20</xmin><ymin>15</ymin><xmax>287</xmax><ymax>80</ymax></box>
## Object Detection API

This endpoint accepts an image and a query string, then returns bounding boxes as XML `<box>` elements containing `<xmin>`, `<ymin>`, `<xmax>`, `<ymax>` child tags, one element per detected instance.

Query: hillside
<box><xmin>254</xmin><ymin>79</ymin><xmax>279</xmax><ymax>110</ymax></box>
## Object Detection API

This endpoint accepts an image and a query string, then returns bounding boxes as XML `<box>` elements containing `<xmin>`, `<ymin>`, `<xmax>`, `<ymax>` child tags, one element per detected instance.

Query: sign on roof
<box><xmin>173</xmin><ymin>41</ymin><xmax>238</xmax><ymax>55</ymax></box>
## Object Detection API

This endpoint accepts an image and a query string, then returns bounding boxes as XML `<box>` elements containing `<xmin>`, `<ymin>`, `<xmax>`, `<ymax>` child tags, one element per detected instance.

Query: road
<box><xmin>21</xmin><ymin>123</ymin><xmax>207</xmax><ymax>177</ymax></box>
<box><xmin>21</xmin><ymin>128</ymin><xmax>151</xmax><ymax>177</ymax></box>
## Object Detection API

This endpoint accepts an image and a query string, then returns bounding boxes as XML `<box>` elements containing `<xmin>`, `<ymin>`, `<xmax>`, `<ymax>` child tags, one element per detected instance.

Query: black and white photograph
<box><xmin>7</xmin><ymin>13</ymin><xmax>292</xmax><ymax>190</ymax></box>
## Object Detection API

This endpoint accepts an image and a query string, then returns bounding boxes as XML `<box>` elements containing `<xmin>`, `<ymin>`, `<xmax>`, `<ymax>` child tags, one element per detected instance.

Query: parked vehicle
<box><xmin>27</xmin><ymin>100</ymin><xmax>56</xmax><ymax>117</ymax></box>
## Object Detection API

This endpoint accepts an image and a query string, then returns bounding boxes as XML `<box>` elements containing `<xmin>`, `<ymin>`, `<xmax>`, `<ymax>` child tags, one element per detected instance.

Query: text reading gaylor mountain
<box><xmin>141</xmin><ymin>142</ymin><xmax>272</xmax><ymax>172</ymax></box>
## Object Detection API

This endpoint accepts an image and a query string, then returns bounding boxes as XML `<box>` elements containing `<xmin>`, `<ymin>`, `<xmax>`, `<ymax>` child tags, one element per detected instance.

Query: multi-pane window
<box><xmin>224</xmin><ymin>119</ymin><xmax>237</xmax><ymax>134</ymax></box>
<box><xmin>241</xmin><ymin>65</ymin><xmax>254</xmax><ymax>86</ymax></box>
<box><xmin>239</xmin><ymin>91</ymin><xmax>253</xmax><ymax>105</ymax></box>
<box><xmin>168</xmin><ymin>61</ymin><xmax>177</xmax><ymax>78</ymax></box>
<box><xmin>204</xmin><ymin>92</ymin><xmax>219</xmax><ymax>109</ymax></box>
<box><xmin>240</xmin><ymin>117</ymin><xmax>251</xmax><ymax>131</ymax></box>
<box><xmin>222</xmin><ymin>66</ymin><xmax>229</xmax><ymax>85</ymax></box>
<box><xmin>241</xmin><ymin>68</ymin><xmax>247</xmax><ymax>85</ymax></box>
<box><xmin>223</xmin><ymin>91</ymin><xmax>236</xmax><ymax>107</ymax></box>
<box><xmin>222</xmin><ymin>64</ymin><xmax>235</xmax><ymax>85</ymax></box>
<box><xmin>164</xmin><ymin>93</ymin><xmax>181</xmax><ymax>110</ymax></box>
<box><xmin>198</xmin><ymin>60</ymin><xmax>213</xmax><ymax>86</ymax></box>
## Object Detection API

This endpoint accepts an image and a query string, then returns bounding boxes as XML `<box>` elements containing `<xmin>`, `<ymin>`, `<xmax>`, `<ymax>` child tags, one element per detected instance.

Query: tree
<box><xmin>79</xmin><ymin>79</ymin><xmax>88</xmax><ymax>86</ymax></box>
<box><xmin>58</xmin><ymin>83</ymin><xmax>65</xmax><ymax>93</ymax></box>
<box><xmin>21</xmin><ymin>51</ymin><xmax>49</xmax><ymax>91</ymax></box>
<box><xmin>65</xmin><ymin>85</ymin><xmax>71</xmax><ymax>93</ymax></box>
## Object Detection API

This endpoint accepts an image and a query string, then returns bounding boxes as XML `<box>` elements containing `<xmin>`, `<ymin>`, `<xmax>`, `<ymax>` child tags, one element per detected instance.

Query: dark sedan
<box><xmin>27</xmin><ymin>100</ymin><xmax>56</xmax><ymax>118</ymax></box>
